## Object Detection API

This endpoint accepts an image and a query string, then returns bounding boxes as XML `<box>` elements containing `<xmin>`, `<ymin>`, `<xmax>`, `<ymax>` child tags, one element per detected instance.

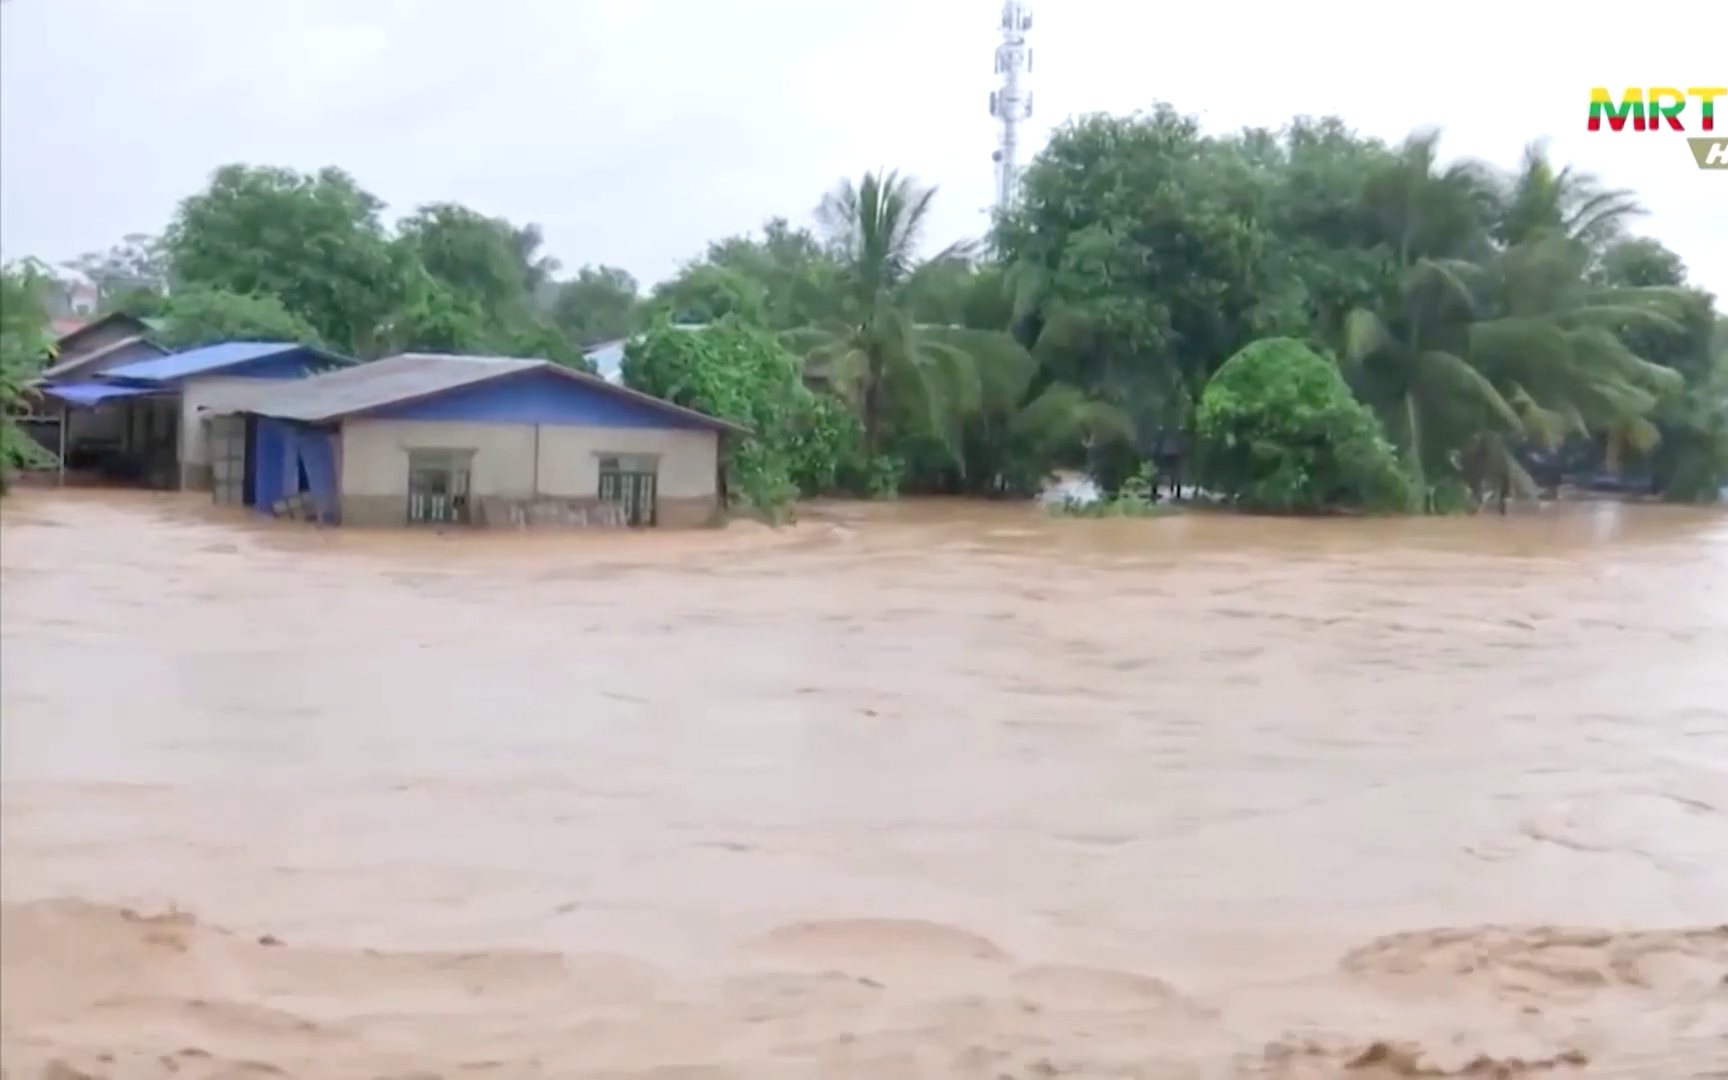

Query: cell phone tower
<box><xmin>988</xmin><ymin>0</ymin><xmax>1034</xmax><ymax>214</ymax></box>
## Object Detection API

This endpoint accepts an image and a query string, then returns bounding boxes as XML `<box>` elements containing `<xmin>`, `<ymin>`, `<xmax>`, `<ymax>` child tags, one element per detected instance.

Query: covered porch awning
<box><xmin>36</xmin><ymin>383</ymin><xmax>166</xmax><ymax>409</ymax></box>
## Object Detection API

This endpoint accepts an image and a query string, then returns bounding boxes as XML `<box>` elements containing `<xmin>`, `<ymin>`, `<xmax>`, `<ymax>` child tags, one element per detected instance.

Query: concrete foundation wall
<box><xmin>337</xmin><ymin>419</ymin><xmax>721</xmax><ymax>527</ymax></box>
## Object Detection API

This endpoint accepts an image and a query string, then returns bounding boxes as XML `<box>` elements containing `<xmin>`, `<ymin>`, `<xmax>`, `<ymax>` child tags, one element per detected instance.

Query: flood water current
<box><xmin>2</xmin><ymin>491</ymin><xmax>1726</xmax><ymax>1078</ymax></box>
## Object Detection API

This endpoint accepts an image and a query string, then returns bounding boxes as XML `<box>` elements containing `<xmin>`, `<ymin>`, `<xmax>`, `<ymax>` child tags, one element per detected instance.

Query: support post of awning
<box><xmin>57</xmin><ymin>402</ymin><xmax>67</xmax><ymax>487</ymax></box>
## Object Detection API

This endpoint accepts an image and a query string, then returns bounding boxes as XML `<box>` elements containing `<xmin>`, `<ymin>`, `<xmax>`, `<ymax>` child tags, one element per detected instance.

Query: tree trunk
<box><xmin>1403</xmin><ymin>393</ymin><xmax>1426</xmax><ymax>512</ymax></box>
<box><xmin>862</xmin><ymin>365</ymin><xmax>883</xmax><ymax>459</ymax></box>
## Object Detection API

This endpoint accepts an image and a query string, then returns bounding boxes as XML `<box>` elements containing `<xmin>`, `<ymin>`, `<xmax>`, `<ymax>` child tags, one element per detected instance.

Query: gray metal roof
<box><xmin>214</xmin><ymin>352</ymin><xmax>749</xmax><ymax>434</ymax></box>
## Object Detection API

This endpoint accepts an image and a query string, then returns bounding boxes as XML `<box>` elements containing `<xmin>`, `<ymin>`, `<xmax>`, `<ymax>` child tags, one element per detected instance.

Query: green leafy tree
<box><xmin>390</xmin><ymin>202</ymin><xmax>576</xmax><ymax>362</ymax></box>
<box><xmin>1</xmin><ymin>262</ymin><xmax>57</xmax><ymax>489</ymax></box>
<box><xmin>1593</xmin><ymin>236</ymin><xmax>1688</xmax><ymax>290</ymax></box>
<box><xmin>511</xmin><ymin>223</ymin><xmax>561</xmax><ymax>296</ymax></box>
<box><xmin>152</xmin><ymin>288</ymin><xmax>323</xmax><ymax>350</ymax></box>
<box><xmin>1235</xmin><ymin>117</ymin><xmax>1401</xmax><ymax>348</ymax></box>
<box><xmin>999</xmin><ymin>106</ymin><xmax>1281</xmax><ymax>486</ymax></box>
<box><xmin>620</xmin><ymin>318</ymin><xmax>855</xmax><ymax>518</ymax></box>
<box><xmin>653</xmin><ymin>218</ymin><xmax>838</xmax><ymax>330</ymax></box>
<box><xmin>552</xmin><ymin>265</ymin><xmax>640</xmax><ymax>346</ymax></box>
<box><xmin>397</xmin><ymin>203</ymin><xmax>538</xmax><ymax>320</ymax></box>
<box><xmin>649</xmin><ymin>262</ymin><xmax>769</xmax><ymax>326</ymax></box>
<box><xmin>378</xmin><ymin>265</ymin><xmax>490</xmax><ymax>354</ymax></box>
<box><xmin>1194</xmin><ymin>337</ymin><xmax>1412</xmax><ymax>512</ymax></box>
<box><xmin>165</xmin><ymin>165</ymin><xmax>401</xmax><ymax>354</ymax></box>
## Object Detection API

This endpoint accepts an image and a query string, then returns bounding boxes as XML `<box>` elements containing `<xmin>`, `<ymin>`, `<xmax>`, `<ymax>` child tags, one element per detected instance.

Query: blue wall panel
<box><xmin>251</xmin><ymin>419</ymin><xmax>296</xmax><ymax>509</ymax></box>
<box><xmin>289</xmin><ymin>428</ymin><xmax>339</xmax><ymax>522</ymax></box>
<box><xmin>368</xmin><ymin>369</ymin><xmax>712</xmax><ymax>430</ymax></box>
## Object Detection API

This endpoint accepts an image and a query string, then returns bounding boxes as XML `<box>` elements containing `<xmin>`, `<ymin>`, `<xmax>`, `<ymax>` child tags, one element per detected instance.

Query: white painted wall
<box><xmin>339</xmin><ymin>420</ymin><xmax>719</xmax><ymax>499</ymax></box>
<box><xmin>180</xmin><ymin>377</ymin><xmax>290</xmax><ymax>481</ymax></box>
<box><xmin>538</xmin><ymin>425</ymin><xmax>718</xmax><ymax>499</ymax></box>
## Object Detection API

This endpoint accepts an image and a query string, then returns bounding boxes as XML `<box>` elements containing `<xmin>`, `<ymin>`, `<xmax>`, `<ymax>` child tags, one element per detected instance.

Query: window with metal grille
<box><xmin>596</xmin><ymin>453</ymin><xmax>658</xmax><ymax>527</ymax></box>
<box><xmin>407</xmin><ymin>448</ymin><xmax>473</xmax><ymax>525</ymax></box>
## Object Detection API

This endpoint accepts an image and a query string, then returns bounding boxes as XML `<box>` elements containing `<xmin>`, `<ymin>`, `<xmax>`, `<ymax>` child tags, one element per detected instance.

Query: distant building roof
<box><xmin>49</xmin><ymin>311</ymin><xmax>151</xmax><ymax>350</ymax></box>
<box><xmin>215</xmin><ymin>352</ymin><xmax>749</xmax><ymax>434</ymax></box>
<box><xmin>581</xmin><ymin>323</ymin><xmax>709</xmax><ymax>384</ymax></box>
<box><xmin>38</xmin><ymin>335</ymin><xmax>170</xmax><ymax>383</ymax></box>
<box><xmin>101</xmin><ymin>341</ymin><xmax>350</xmax><ymax>384</ymax></box>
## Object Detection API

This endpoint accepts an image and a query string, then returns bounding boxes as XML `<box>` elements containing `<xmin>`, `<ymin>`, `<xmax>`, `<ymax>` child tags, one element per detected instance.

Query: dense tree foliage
<box><xmin>143</xmin><ymin>288</ymin><xmax>323</xmax><ymax>350</ymax></box>
<box><xmin>165</xmin><ymin>165</ymin><xmax>401</xmax><ymax>355</ymax></box>
<box><xmin>11</xmin><ymin>100</ymin><xmax>1725</xmax><ymax>510</ymax></box>
<box><xmin>2</xmin><ymin>262</ymin><xmax>57</xmax><ymax>490</ymax></box>
<box><xmin>620</xmin><ymin>319</ymin><xmax>859</xmax><ymax>518</ymax></box>
<box><xmin>1195</xmin><ymin>338</ymin><xmax>1412</xmax><ymax>512</ymax></box>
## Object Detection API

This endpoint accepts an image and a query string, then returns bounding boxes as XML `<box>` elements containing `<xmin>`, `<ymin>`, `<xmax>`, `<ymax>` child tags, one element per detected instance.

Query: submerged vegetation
<box><xmin>4</xmin><ymin>104</ymin><xmax>1725</xmax><ymax>510</ymax></box>
<box><xmin>1196</xmin><ymin>338</ymin><xmax>1413</xmax><ymax>514</ymax></box>
<box><xmin>1045</xmin><ymin>465</ymin><xmax>1169</xmax><ymax>518</ymax></box>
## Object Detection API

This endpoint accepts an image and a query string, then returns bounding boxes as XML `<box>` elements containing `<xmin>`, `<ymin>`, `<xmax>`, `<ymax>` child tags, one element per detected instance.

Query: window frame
<box><xmin>406</xmin><ymin>447</ymin><xmax>475</xmax><ymax>525</ymax></box>
<box><xmin>595</xmin><ymin>451</ymin><xmax>660</xmax><ymax>527</ymax></box>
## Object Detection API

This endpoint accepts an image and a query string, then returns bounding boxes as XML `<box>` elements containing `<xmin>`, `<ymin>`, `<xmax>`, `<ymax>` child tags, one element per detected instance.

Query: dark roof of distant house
<box><xmin>218</xmin><ymin>353</ymin><xmax>750</xmax><ymax>434</ymax></box>
<box><xmin>49</xmin><ymin>311</ymin><xmax>152</xmax><ymax>349</ymax></box>
<box><xmin>101</xmin><ymin>341</ymin><xmax>352</xmax><ymax>384</ymax></box>
<box><xmin>38</xmin><ymin>334</ymin><xmax>170</xmax><ymax>383</ymax></box>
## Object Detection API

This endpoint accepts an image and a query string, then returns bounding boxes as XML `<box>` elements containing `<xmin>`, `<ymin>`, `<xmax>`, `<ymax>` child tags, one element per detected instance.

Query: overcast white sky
<box><xmin>2</xmin><ymin>0</ymin><xmax>1722</xmax><ymax>296</ymax></box>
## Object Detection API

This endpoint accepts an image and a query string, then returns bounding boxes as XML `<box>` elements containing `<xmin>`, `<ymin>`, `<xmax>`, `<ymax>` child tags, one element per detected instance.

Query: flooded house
<box><xmin>38</xmin><ymin>312</ymin><xmax>167</xmax><ymax>383</ymax></box>
<box><xmin>200</xmin><ymin>353</ymin><xmax>747</xmax><ymax>528</ymax></box>
<box><xmin>22</xmin><ymin>313</ymin><xmax>172</xmax><ymax>469</ymax></box>
<box><xmin>35</xmin><ymin>341</ymin><xmax>351</xmax><ymax>489</ymax></box>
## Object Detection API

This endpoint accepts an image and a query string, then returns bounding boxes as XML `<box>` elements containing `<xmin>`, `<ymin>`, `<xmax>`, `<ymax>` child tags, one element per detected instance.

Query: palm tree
<box><xmin>1495</xmin><ymin>140</ymin><xmax>1644</xmax><ymax>251</ymax></box>
<box><xmin>1349</xmin><ymin>147</ymin><xmax>1682</xmax><ymax>509</ymax></box>
<box><xmin>1468</xmin><ymin>235</ymin><xmax>1683</xmax><ymax>488</ymax></box>
<box><xmin>1344</xmin><ymin>132</ymin><xmax>1512</xmax><ymax>505</ymax></box>
<box><xmin>1344</xmin><ymin>261</ymin><xmax>1521</xmax><ymax>507</ymax></box>
<box><xmin>788</xmin><ymin>171</ymin><xmax>1005</xmax><ymax>463</ymax></box>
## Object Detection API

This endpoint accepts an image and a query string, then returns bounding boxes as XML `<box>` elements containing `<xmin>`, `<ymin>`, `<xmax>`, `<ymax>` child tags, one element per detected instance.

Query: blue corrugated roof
<box><xmin>39</xmin><ymin>383</ymin><xmax>161</xmax><ymax>407</ymax></box>
<box><xmin>102</xmin><ymin>341</ymin><xmax>342</xmax><ymax>384</ymax></box>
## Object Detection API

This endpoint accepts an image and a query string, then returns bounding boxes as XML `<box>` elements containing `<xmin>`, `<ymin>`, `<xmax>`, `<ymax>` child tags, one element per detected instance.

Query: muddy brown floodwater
<box><xmin>2</xmin><ymin>491</ymin><xmax>1726</xmax><ymax>1079</ymax></box>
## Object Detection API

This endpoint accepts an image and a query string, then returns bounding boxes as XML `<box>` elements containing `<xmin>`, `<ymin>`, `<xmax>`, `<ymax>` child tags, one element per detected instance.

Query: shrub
<box><xmin>1194</xmin><ymin>337</ymin><xmax>1413</xmax><ymax>513</ymax></box>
